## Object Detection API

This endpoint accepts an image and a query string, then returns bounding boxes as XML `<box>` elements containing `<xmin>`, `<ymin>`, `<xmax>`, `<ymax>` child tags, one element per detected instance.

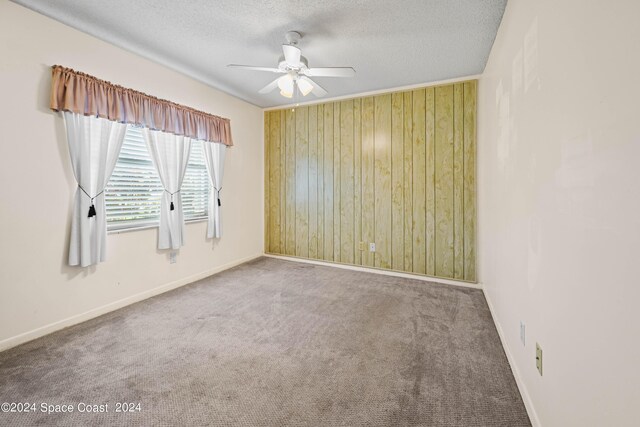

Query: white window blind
<box><xmin>105</xmin><ymin>126</ymin><xmax>209</xmax><ymax>231</ymax></box>
<box><xmin>182</xmin><ymin>139</ymin><xmax>209</xmax><ymax>220</ymax></box>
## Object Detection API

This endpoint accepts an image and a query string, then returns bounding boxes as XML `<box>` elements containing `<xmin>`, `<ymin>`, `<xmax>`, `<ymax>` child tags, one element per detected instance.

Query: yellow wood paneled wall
<box><xmin>265</xmin><ymin>80</ymin><xmax>476</xmax><ymax>282</ymax></box>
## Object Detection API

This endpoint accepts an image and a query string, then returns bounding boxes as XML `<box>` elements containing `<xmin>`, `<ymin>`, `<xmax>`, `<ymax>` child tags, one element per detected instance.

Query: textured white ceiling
<box><xmin>12</xmin><ymin>0</ymin><xmax>507</xmax><ymax>108</ymax></box>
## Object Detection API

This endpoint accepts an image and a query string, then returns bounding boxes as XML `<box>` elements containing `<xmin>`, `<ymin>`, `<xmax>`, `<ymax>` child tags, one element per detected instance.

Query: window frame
<box><xmin>105</xmin><ymin>125</ymin><xmax>210</xmax><ymax>233</ymax></box>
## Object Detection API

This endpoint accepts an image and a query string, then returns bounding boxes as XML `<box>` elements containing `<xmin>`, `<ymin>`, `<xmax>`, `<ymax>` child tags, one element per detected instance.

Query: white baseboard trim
<box><xmin>264</xmin><ymin>253</ymin><xmax>480</xmax><ymax>290</ymax></box>
<box><xmin>483</xmin><ymin>287</ymin><xmax>541</xmax><ymax>427</ymax></box>
<box><xmin>0</xmin><ymin>253</ymin><xmax>262</xmax><ymax>353</ymax></box>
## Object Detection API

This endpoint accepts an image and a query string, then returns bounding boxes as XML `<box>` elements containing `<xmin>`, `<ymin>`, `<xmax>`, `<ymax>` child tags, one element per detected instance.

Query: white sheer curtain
<box><xmin>203</xmin><ymin>142</ymin><xmax>226</xmax><ymax>238</ymax></box>
<box><xmin>63</xmin><ymin>112</ymin><xmax>126</xmax><ymax>267</ymax></box>
<box><xmin>143</xmin><ymin>128</ymin><xmax>192</xmax><ymax>250</ymax></box>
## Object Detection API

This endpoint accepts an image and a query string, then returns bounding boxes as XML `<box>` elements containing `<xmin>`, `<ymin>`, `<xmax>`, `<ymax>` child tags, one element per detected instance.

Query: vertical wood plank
<box><xmin>425</xmin><ymin>87</ymin><xmax>436</xmax><ymax>276</ymax></box>
<box><xmin>453</xmin><ymin>84</ymin><xmax>464</xmax><ymax>279</ymax></box>
<box><xmin>308</xmin><ymin>105</ymin><xmax>318</xmax><ymax>259</ymax></box>
<box><xmin>279</xmin><ymin>111</ymin><xmax>286</xmax><ymax>253</ymax></box>
<box><xmin>403</xmin><ymin>92</ymin><xmax>413</xmax><ymax>272</ymax></box>
<box><xmin>269</xmin><ymin>110</ymin><xmax>282</xmax><ymax>254</ymax></box>
<box><xmin>340</xmin><ymin>100</ymin><xmax>354</xmax><ymax>264</ymax></box>
<box><xmin>464</xmin><ymin>81</ymin><xmax>477</xmax><ymax>281</ymax></box>
<box><xmin>333</xmin><ymin>102</ymin><xmax>341</xmax><ymax>262</ymax></box>
<box><xmin>353</xmin><ymin>98</ymin><xmax>362</xmax><ymax>266</ymax></box>
<box><xmin>317</xmin><ymin>104</ymin><xmax>324</xmax><ymax>260</ymax></box>
<box><xmin>435</xmin><ymin>85</ymin><xmax>455</xmax><ymax>277</ymax></box>
<box><xmin>361</xmin><ymin>97</ymin><xmax>375</xmax><ymax>267</ymax></box>
<box><xmin>323</xmin><ymin>103</ymin><xmax>334</xmax><ymax>261</ymax></box>
<box><xmin>285</xmin><ymin>108</ymin><xmax>296</xmax><ymax>255</ymax></box>
<box><xmin>374</xmin><ymin>94</ymin><xmax>392</xmax><ymax>269</ymax></box>
<box><xmin>264</xmin><ymin>112</ymin><xmax>270</xmax><ymax>253</ymax></box>
<box><xmin>412</xmin><ymin>89</ymin><xmax>426</xmax><ymax>274</ymax></box>
<box><xmin>391</xmin><ymin>92</ymin><xmax>404</xmax><ymax>271</ymax></box>
<box><xmin>295</xmin><ymin>107</ymin><xmax>309</xmax><ymax>258</ymax></box>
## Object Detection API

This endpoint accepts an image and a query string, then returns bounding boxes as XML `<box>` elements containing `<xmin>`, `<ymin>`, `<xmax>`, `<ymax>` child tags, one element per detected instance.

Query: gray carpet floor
<box><xmin>0</xmin><ymin>257</ymin><xmax>530</xmax><ymax>426</ymax></box>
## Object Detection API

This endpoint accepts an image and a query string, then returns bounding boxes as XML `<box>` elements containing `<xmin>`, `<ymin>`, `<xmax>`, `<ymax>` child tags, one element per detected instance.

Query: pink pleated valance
<box><xmin>50</xmin><ymin>65</ymin><xmax>233</xmax><ymax>146</ymax></box>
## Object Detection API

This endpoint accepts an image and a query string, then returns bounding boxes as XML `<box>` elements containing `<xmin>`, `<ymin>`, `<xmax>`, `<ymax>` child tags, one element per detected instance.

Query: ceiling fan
<box><xmin>228</xmin><ymin>31</ymin><xmax>355</xmax><ymax>99</ymax></box>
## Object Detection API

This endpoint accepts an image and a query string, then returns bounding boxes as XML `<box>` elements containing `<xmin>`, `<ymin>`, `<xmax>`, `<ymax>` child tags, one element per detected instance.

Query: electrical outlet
<box><xmin>358</xmin><ymin>241</ymin><xmax>366</xmax><ymax>251</ymax></box>
<box><xmin>369</xmin><ymin>242</ymin><xmax>376</xmax><ymax>252</ymax></box>
<box><xmin>536</xmin><ymin>343</ymin><xmax>543</xmax><ymax>376</ymax></box>
<box><xmin>169</xmin><ymin>252</ymin><xmax>177</xmax><ymax>264</ymax></box>
<box><xmin>520</xmin><ymin>321</ymin><xmax>526</xmax><ymax>346</ymax></box>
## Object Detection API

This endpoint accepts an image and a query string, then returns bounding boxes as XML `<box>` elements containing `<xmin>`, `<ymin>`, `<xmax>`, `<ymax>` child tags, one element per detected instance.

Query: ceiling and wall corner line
<box><xmin>262</xmin><ymin>74</ymin><xmax>482</xmax><ymax>111</ymax></box>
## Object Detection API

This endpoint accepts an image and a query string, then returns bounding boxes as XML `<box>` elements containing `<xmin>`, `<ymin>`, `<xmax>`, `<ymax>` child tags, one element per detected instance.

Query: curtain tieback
<box><xmin>78</xmin><ymin>185</ymin><xmax>103</xmax><ymax>218</ymax></box>
<box><xmin>164</xmin><ymin>189</ymin><xmax>180</xmax><ymax>211</ymax></box>
<box><xmin>214</xmin><ymin>187</ymin><xmax>222</xmax><ymax>207</ymax></box>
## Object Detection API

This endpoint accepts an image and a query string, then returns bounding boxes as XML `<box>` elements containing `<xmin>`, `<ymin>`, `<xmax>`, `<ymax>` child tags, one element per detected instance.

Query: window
<box><xmin>105</xmin><ymin>126</ymin><xmax>209</xmax><ymax>231</ymax></box>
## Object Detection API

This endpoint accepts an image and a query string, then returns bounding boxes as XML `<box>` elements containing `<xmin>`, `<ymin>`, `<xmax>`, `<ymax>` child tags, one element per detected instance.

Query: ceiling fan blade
<box><xmin>227</xmin><ymin>64</ymin><xmax>283</xmax><ymax>73</ymax></box>
<box><xmin>258</xmin><ymin>78</ymin><xmax>281</xmax><ymax>94</ymax></box>
<box><xmin>282</xmin><ymin>44</ymin><xmax>301</xmax><ymax>65</ymax></box>
<box><xmin>305</xmin><ymin>67</ymin><xmax>355</xmax><ymax>77</ymax></box>
<box><xmin>299</xmin><ymin>76</ymin><xmax>327</xmax><ymax>97</ymax></box>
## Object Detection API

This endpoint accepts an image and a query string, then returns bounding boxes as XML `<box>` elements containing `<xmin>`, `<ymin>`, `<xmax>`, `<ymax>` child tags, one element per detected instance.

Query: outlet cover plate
<box><xmin>169</xmin><ymin>252</ymin><xmax>177</xmax><ymax>264</ymax></box>
<box><xmin>520</xmin><ymin>321</ymin><xmax>526</xmax><ymax>346</ymax></box>
<box><xmin>369</xmin><ymin>242</ymin><xmax>376</xmax><ymax>252</ymax></box>
<box><xmin>536</xmin><ymin>343</ymin><xmax>543</xmax><ymax>376</ymax></box>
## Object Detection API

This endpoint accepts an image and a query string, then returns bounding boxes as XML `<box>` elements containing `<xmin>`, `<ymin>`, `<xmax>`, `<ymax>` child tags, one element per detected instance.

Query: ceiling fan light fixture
<box><xmin>296</xmin><ymin>77</ymin><xmax>314</xmax><ymax>96</ymax></box>
<box><xmin>280</xmin><ymin>90</ymin><xmax>293</xmax><ymax>98</ymax></box>
<box><xmin>277</xmin><ymin>74</ymin><xmax>294</xmax><ymax>93</ymax></box>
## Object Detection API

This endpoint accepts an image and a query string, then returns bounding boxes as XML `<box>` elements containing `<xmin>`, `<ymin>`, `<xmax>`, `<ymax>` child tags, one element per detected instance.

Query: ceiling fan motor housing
<box><xmin>278</xmin><ymin>55</ymin><xmax>308</xmax><ymax>71</ymax></box>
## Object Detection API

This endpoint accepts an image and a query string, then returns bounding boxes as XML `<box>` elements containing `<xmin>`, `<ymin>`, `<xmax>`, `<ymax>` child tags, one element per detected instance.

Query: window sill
<box><xmin>107</xmin><ymin>217</ymin><xmax>208</xmax><ymax>235</ymax></box>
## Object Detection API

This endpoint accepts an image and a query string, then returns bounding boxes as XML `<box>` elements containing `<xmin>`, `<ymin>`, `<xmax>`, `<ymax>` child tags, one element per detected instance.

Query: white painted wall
<box><xmin>478</xmin><ymin>1</ymin><xmax>640</xmax><ymax>426</ymax></box>
<box><xmin>0</xmin><ymin>2</ymin><xmax>263</xmax><ymax>348</ymax></box>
